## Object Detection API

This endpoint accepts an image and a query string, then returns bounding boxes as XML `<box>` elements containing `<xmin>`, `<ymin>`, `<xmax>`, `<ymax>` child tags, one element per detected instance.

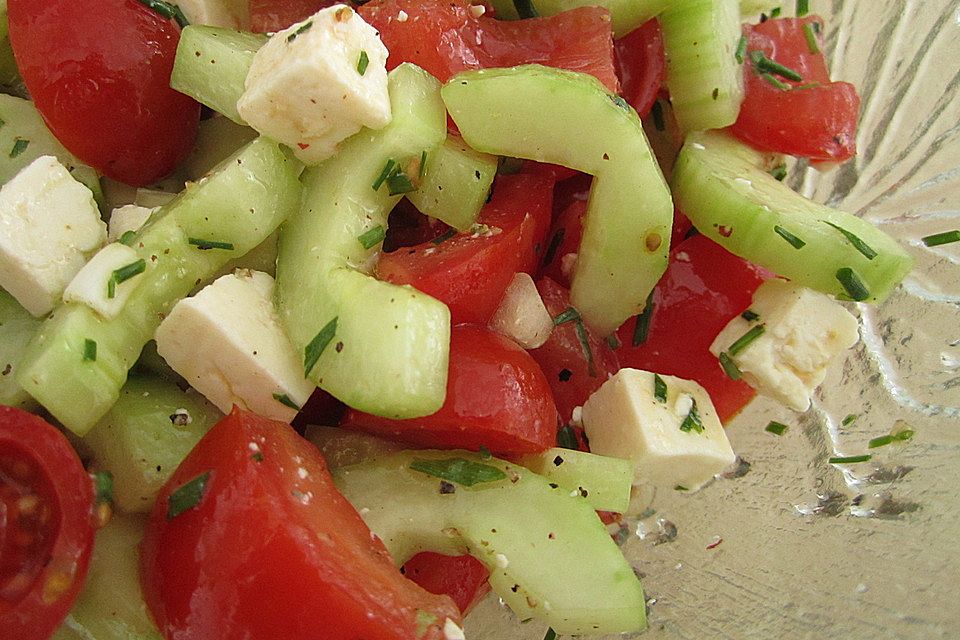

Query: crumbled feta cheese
<box><xmin>709</xmin><ymin>279</ymin><xmax>859</xmax><ymax>412</ymax></box>
<box><xmin>155</xmin><ymin>270</ymin><xmax>315</xmax><ymax>422</ymax></box>
<box><xmin>62</xmin><ymin>243</ymin><xmax>145</xmax><ymax>319</ymax></box>
<box><xmin>107</xmin><ymin>204</ymin><xmax>155</xmax><ymax>243</ymax></box>
<box><xmin>0</xmin><ymin>156</ymin><xmax>105</xmax><ymax>317</ymax></box>
<box><xmin>236</xmin><ymin>5</ymin><xmax>391</xmax><ymax>165</ymax></box>
<box><xmin>443</xmin><ymin>618</ymin><xmax>466</xmax><ymax>640</ymax></box>
<box><xmin>488</xmin><ymin>272</ymin><xmax>553</xmax><ymax>349</ymax></box>
<box><xmin>581</xmin><ymin>368</ymin><xmax>736</xmax><ymax>490</ymax></box>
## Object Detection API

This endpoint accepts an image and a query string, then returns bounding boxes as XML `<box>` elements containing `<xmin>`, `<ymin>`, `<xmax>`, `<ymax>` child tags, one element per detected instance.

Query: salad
<box><xmin>0</xmin><ymin>0</ymin><xmax>929</xmax><ymax>639</ymax></box>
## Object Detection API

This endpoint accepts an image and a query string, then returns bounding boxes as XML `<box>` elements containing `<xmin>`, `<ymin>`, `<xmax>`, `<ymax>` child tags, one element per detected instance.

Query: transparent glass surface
<box><xmin>467</xmin><ymin>1</ymin><xmax>960</xmax><ymax>638</ymax></box>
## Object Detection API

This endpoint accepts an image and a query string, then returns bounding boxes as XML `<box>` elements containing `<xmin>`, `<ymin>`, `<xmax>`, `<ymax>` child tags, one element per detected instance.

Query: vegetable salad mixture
<box><xmin>0</xmin><ymin>0</ymin><xmax>932</xmax><ymax>638</ymax></box>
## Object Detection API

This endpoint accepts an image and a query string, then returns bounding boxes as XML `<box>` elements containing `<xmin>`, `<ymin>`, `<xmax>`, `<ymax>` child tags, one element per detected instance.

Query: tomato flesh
<box><xmin>141</xmin><ymin>408</ymin><xmax>461</xmax><ymax>640</ymax></box>
<box><xmin>342</xmin><ymin>325</ymin><xmax>558</xmax><ymax>455</ymax></box>
<box><xmin>614</xmin><ymin>19</ymin><xmax>665</xmax><ymax>118</ymax></box>
<box><xmin>0</xmin><ymin>406</ymin><xmax>95</xmax><ymax>640</ymax></box>
<box><xmin>403</xmin><ymin>553</ymin><xmax>490</xmax><ymax>615</ymax></box>
<box><xmin>730</xmin><ymin>16</ymin><xmax>860</xmax><ymax>162</ymax></box>
<box><xmin>359</xmin><ymin>0</ymin><xmax>619</xmax><ymax>92</ymax></box>
<box><xmin>250</xmin><ymin>0</ymin><xmax>344</xmax><ymax>32</ymax></box>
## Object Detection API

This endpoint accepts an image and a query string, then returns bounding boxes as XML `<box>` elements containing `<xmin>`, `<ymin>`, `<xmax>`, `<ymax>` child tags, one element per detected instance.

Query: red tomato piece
<box><xmin>359</xmin><ymin>0</ymin><xmax>619</xmax><ymax>92</ymax></box>
<box><xmin>249</xmin><ymin>0</ymin><xmax>344</xmax><ymax>32</ymax></box>
<box><xmin>402</xmin><ymin>553</ymin><xmax>491</xmax><ymax>615</ymax></box>
<box><xmin>342</xmin><ymin>325</ymin><xmax>558</xmax><ymax>455</ymax></box>
<box><xmin>0</xmin><ymin>406</ymin><xmax>95</xmax><ymax>640</ymax></box>
<box><xmin>730</xmin><ymin>16</ymin><xmax>860</xmax><ymax>162</ymax></box>
<box><xmin>540</xmin><ymin>199</ymin><xmax>585</xmax><ymax>288</ymax></box>
<box><xmin>141</xmin><ymin>408</ymin><xmax>461</xmax><ymax>640</ymax></box>
<box><xmin>615</xmin><ymin>234</ymin><xmax>768</xmax><ymax>423</ymax></box>
<box><xmin>378</xmin><ymin>173</ymin><xmax>554</xmax><ymax>325</ymax></box>
<box><xmin>530</xmin><ymin>277</ymin><xmax>620</xmax><ymax>425</ymax></box>
<box><xmin>614</xmin><ymin>18</ymin><xmax>665</xmax><ymax>118</ymax></box>
<box><xmin>7</xmin><ymin>0</ymin><xmax>200</xmax><ymax>186</ymax></box>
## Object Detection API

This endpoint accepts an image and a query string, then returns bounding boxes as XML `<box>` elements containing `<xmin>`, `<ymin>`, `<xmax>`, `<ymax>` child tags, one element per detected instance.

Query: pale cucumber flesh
<box><xmin>0</xmin><ymin>289</ymin><xmax>41</xmax><ymax>410</ymax></box>
<box><xmin>517</xmin><ymin>447</ymin><xmax>633</xmax><ymax>513</ymax></box>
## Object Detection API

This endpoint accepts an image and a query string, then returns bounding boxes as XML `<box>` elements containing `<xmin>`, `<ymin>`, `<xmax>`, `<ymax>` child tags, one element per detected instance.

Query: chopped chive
<box><xmin>842</xmin><ymin>413</ymin><xmax>858</xmax><ymax>426</ymax></box>
<box><xmin>760</xmin><ymin>72</ymin><xmax>793</xmax><ymax>91</ymax></box>
<box><xmin>188</xmin><ymin>238</ymin><xmax>234</xmax><ymax>251</ymax></box>
<box><xmin>674</xmin><ymin>485</ymin><xmax>689</xmax><ymax>491</ymax></box>
<box><xmin>803</xmin><ymin>22</ymin><xmax>821</xmax><ymax>53</ymax></box>
<box><xmin>512</xmin><ymin>0</ymin><xmax>539</xmax><ymax>18</ymax></box>
<box><xmin>82</xmin><ymin>338</ymin><xmax>98</xmax><ymax>362</ymax></box>
<box><xmin>542</xmin><ymin>228</ymin><xmax>565</xmax><ymax>266</ymax></box>
<box><xmin>573</xmin><ymin>319</ymin><xmax>596</xmax><ymax>377</ymax></box>
<box><xmin>823</xmin><ymin>222</ymin><xmax>877</xmax><ymax>259</ymax></box>
<box><xmin>167</xmin><ymin>471</ymin><xmax>211</xmax><ymax>519</ymax></box>
<box><xmin>718</xmin><ymin>352</ymin><xmax>742</xmax><ymax>380</ymax></box>
<box><xmin>869</xmin><ymin>429</ymin><xmax>914</xmax><ymax>449</ymax></box>
<box><xmin>769</xmin><ymin>163</ymin><xmax>788</xmax><ymax>181</ymax></box>
<box><xmin>557</xmin><ymin>424</ymin><xmax>579</xmax><ymax>450</ymax></box>
<box><xmin>108</xmin><ymin>259</ymin><xmax>146</xmax><ymax>297</ymax></box>
<box><xmin>304</xmin><ymin>316</ymin><xmax>338</xmax><ymax>376</ymax></box>
<box><xmin>728</xmin><ymin>324</ymin><xmax>766</xmax><ymax>356</ymax></box>
<box><xmin>836</xmin><ymin>267</ymin><xmax>870</xmax><ymax>301</ymax></box>
<box><xmin>774</xmin><ymin>225</ymin><xmax>806</xmax><ymax>249</ymax></box>
<box><xmin>796</xmin><ymin>0</ymin><xmax>809</xmax><ymax>17</ymax></box>
<box><xmin>478</xmin><ymin>445</ymin><xmax>492</xmax><ymax>460</ymax></box>
<box><xmin>273</xmin><ymin>393</ymin><xmax>300</xmax><ymax>410</ymax></box>
<box><xmin>770</xmin><ymin>6</ymin><xmax>782</xmax><ymax>17</ymax></box>
<box><xmin>357</xmin><ymin>50</ymin><xmax>370</xmax><ymax>75</ymax></box>
<box><xmin>107</xmin><ymin>277</ymin><xmax>116</xmax><ymax>299</ymax></box>
<box><xmin>765</xmin><ymin>421</ymin><xmax>789</xmax><ymax>436</ymax></box>
<box><xmin>372</xmin><ymin>159</ymin><xmax>397</xmax><ymax>191</ymax></box>
<box><xmin>119</xmin><ymin>230</ymin><xmax>137</xmax><ymax>246</ymax></box>
<box><xmin>606</xmin><ymin>333</ymin><xmax>621</xmax><ymax>350</ymax></box>
<box><xmin>653</xmin><ymin>373</ymin><xmax>668</xmax><ymax>403</ymax></box>
<box><xmin>92</xmin><ymin>471</ymin><xmax>114</xmax><ymax>505</ymax></box>
<box><xmin>750</xmin><ymin>50</ymin><xmax>803</xmax><ymax>82</ymax></box>
<box><xmin>419</xmin><ymin>150</ymin><xmax>428</xmax><ymax>179</ymax></box>
<box><xmin>136</xmin><ymin>0</ymin><xmax>189</xmax><ymax>28</ymax></box>
<box><xmin>431</xmin><ymin>228</ymin><xmax>457</xmax><ymax>245</ymax></box>
<box><xmin>286</xmin><ymin>20</ymin><xmax>313</xmax><ymax>42</ymax></box>
<box><xmin>357</xmin><ymin>225</ymin><xmax>386</xmax><ymax>250</ymax></box>
<box><xmin>679</xmin><ymin>399</ymin><xmax>704</xmax><ymax>434</ymax></box>
<box><xmin>553</xmin><ymin>307</ymin><xmax>581</xmax><ymax>326</ymax></box>
<box><xmin>632</xmin><ymin>293</ymin><xmax>655</xmax><ymax>346</ymax></box>
<box><xmin>609</xmin><ymin>94</ymin><xmax>631</xmax><ymax>112</ymax></box>
<box><xmin>9</xmin><ymin>137</ymin><xmax>29</xmax><ymax>158</ymax></box>
<box><xmin>650</xmin><ymin>100</ymin><xmax>666</xmax><ymax>131</ymax></box>
<box><xmin>409</xmin><ymin>457</ymin><xmax>506</xmax><ymax>487</ymax></box>
<box><xmin>921</xmin><ymin>230</ymin><xmax>960</xmax><ymax>247</ymax></box>
<box><xmin>544</xmin><ymin>629</ymin><xmax>557</xmax><ymax>640</ymax></box>
<box><xmin>386</xmin><ymin>171</ymin><xmax>416</xmax><ymax>195</ymax></box>
<box><xmin>735</xmin><ymin>35</ymin><xmax>748</xmax><ymax>64</ymax></box>
<box><xmin>828</xmin><ymin>454</ymin><xmax>871</xmax><ymax>464</ymax></box>
<box><xmin>741</xmin><ymin>309</ymin><xmax>760</xmax><ymax>322</ymax></box>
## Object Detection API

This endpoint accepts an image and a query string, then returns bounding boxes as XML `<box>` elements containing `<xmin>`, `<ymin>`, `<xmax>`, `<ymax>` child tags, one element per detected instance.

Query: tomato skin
<box><xmin>402</xmin><ymin>553</ymin><xmax>490</xmax><ymax>615</ymax></box>
<box><xmin>614</xmin><ymin>19</ymin><xmax>665</xmax><ymax>118</ymax></box>
<box><xmin>7</xmin><ymin>0</ymin><xmax>200</xmax><ymax>186</ymax></box>
<box><xmin>614</xmin><ymin>234</ymin><xmax>767</xmax><ymax>423</ymax></box>
<box><xmin>378</xmin><ymin>173</ymin><xmax>554</xmax><ymax>325</ymax></box>
<box><xmin>141</xmin><ymin>408</ymin><xmax>460</xmax><ymax>640</ymax></box>
<box><xmin>0</xmin><ymin>406</ymin><xmax>95</xmax><ymax>640</ymax></box>
<box><xmin>730</xmin><ymin>16</ymin><xmax>860</xmax><ymax>162</ymax></box>
<box><xmin>342</xmin><ymin>325</ymin><xmax>558</xmax><ymax>455</ymax></box>
<box><xmin>249</xmin><ymin>0</ymin><xmax>344</xmax><ymax>32</ymax></box>
<box><xmin>530</xmin><ymin>278</ymin><xmax>620</xmax><ymax>425</ymax></box>
<box><xmin>359</xmin><ymin>0</ymin><xmax>619</xmax><ymax>92</ymax></box>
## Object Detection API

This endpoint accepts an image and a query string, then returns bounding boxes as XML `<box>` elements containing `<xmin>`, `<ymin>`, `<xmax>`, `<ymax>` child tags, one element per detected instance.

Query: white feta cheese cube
<box><xmin>709</xmin><ymin>279</ymin><xmax>859</xmax><ymax>412</ymax></box>
<box><xmin>62</xmin><ymin>243</ymin><xmax>146</xmax><ymax>319</ymax></box>
<box><xmin>107</xmin><ymin>204</ymin><xmax>155</xmax><ymax>242</ymax></box>
<box><xmin>0</xmin><ymin>155</ymin><xmax>106</xmax><ymax>317</ymax></box>
<box><xmin>489</xmin><ymin>272</ymin><xmax>553</xmax><ymax>349</ymax></box>
<box><xmin>581</xmin><ymin>368</ymin><xmax>736</xmax><ymax>491</ymax></box>
<box><xmin>175</xmin><ymin>0</ymin><xmax>249</xmax><ymax>29</ymax></box>
<box><xmin>236</xmin><ymin>5</ymin><xmax>391</xmax><ymax>164</ymax></box>
<box><xmin>155</xmin><ymin>270</ymin><xmax>314</xmax><ymax>422</ymax></box>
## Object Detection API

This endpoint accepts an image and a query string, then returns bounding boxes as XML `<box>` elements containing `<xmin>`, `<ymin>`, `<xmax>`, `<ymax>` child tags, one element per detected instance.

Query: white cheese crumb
<box><xmin>396</xmin><ymin>9</ymin><xmax>408</xmax><ymax>21</ymax></box>
<box><xmin>443</xmin><ymin>618</ymin><xmax>466</xmax><ymax>640</ymax></box>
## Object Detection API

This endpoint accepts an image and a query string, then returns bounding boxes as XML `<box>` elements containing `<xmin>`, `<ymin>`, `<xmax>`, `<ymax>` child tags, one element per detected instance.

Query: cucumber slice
<box><xmin>0</xmin><ymin>289</ymin><xmax>42</xmax><ymax>410</ymax></box>
<box><xmin>171</xmin><ymin>25</ymin><xmax>266</xmax><ymax>124</ymax></box>
<box><xmin>334</xmin><ymin>450</ymin><xmax>646</xmax><ymax>635</ymax></box>
<box><xmin>517</xmin><ymin>447</ymin><xmax>633</xmax><ymax>513</ymax></box>
<box><xmin>405</xmin><ymin>136</ymin><xmax>497</xmax><ymax>232</ymax></box>
<box><xmin>660</xmin><ymin>0</ymin><xmax>744</xmax><ymax>133</ymax></box>
<box><xmin>181</xmin><ymin>115</ymin><xmax>258</xmax><ymax>181</ymax></box>
<box><xmin>0</xmin><ymin>94</ymin><xmax>103</xmax><ymax>204</ymax></box>
<box><xmin>442</xmin><ymin>65</ymin><xmax>673</xmax><ymax>335</ymax></box>
<box><xmin>486</xmin><ymin>0</ymin><xmax>664</xmax><ymax>37</ymax></box>
<box><xmin>276</xmin><ymin>63</ymin><xmax>449</xmax><ymax>419</ymax></box>
<box><xmin>83</xmin><ymin>375</ymin><xmax>221</xmax><ymax>513</ymax></box>
<box><xmin>672</xmin><ymin>131</ymin><xmax>913</xmax><ymax>302</ymax></box>
<box><xmin>0</xmin><ymin>0</ymin><xmax>21</xmax><ymax>87</ymax></box>
<box><xmin>16</xmin><ymin>137</ymin><xmax>301</xmax><ymax>435</ymax></box>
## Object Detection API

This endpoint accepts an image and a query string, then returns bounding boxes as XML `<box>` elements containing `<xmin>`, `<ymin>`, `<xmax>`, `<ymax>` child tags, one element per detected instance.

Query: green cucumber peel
<box><xmin>275</xmin><ymin>63</ymin><xmax>450</xmax><ymax>419</ymax></box>
<box><xmin>442</xmin><ymin>64</ymin><xmax>672</xmax><ymax>335</ymax></box>
<box><xmin>671</xmin><ymin>130</ymin><xmax>913</xmax><ymax>302</ymax></box>
<box><xmin>334</xmin><ymin>450</ymin><xmax>646</xmax><ymax>635</ymax></box>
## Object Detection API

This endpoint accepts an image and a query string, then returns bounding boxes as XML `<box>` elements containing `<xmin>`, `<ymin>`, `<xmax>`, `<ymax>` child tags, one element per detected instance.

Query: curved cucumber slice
<box><xmin>661</xmin><ymin>0</ymin><xmax>743</xmax><ymax>133</ymax></box>
<box><xmin>275</xmin><ymin>63</ymin><xmax>449</xmax><ymax>419</ymax></box>
<box><xmin>442</xmin><ymin>65</ymin><xmax>672</xmax><ymax>335</ymax></box>
<box><xmin>334</xmin><ymin>450</ymin><xmax>646</xmax><ymax>635</ymax></box>
<box><xmin>517</xmin><ymin>447</ymin><xmax>633</xmax><ymax>513</ymax></box>
<box><xmin>672</xmin><ymin>131</ymin><xmax>913</xmax><ymax>302</ymax></box>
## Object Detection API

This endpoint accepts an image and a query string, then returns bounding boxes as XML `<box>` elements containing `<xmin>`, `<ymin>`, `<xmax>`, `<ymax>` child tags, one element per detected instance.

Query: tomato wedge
<box><xmin>342</xmin><ymin>325</ymin><xmax>558</xmax><ymax>455</ymax></box>
<box><xmin>0</xmin><ymin>406</ymin><xmax>95</xmax><ymax>640</ymax></box>
<box><xmin>614</xmin><ymin>18</ymin><xmax>665</xmax><ymax>118</ymax></box>
<box><xmin>403</xmin><ymin>553</ymin><xmax>491</xmax><ymax>615</ymax></box>
<box><xmin>141</xmin><ymin>408</ymin><xmax>461</xmax><ymax>640</ymax></box>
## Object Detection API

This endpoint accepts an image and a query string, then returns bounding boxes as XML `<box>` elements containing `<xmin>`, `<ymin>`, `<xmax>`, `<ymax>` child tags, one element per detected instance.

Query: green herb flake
<box><xmin>557</xmin><ymin>424</ymin><xmax>579</xmax><ymax>450</ymax></box>
<box><xmin>119</xmin><ymin>230</ymin><xmax>138</xmax><ymax>246</ymax></box>
<box><xmin>803</xmin><ymin>22</ymin><xmax>821</xmax><ymax>53</ymax></box>
<box><xmin>796</xmin><ymin>0</ymin><xmax>809</xmax><ymax>17</ymax></box>
<box><xmin>735</xmin><ymin>35</ymin><xmax>748</xmax><ymax>64</ymax></box>
<box><xmin>188</xmin><ymin>237</ymin><xmax>235</xmax><ymax>251</ymax></box>
<box><xmin>760</xmin><ymin>72</ymin><xmax>793</xmax><ymax>91</ymax></box>
<box><xmin>608</xmin><ymin>94</ymin><xmax>631</xmax><ymax>112</ymax></box>
<box><xmin>573</xmin><ymin>319</ymin><xmax>596</xmax><ymax>377</ymax></box>
<box><xmin>828</xmin><ymin>454</ymin><xmax>871</xmax><ymax>465</ymax></box>
<box><xmin>770</xmin><ymin>6</ymin><xmax>782</xmax><ymax>17</ymax></box>
<box><xmin>728</xmin><ymin>324</ymin><xmax>766</xmax><ymax>356</ymax></box>
<box><xmin>825</xmin><ymin>222</ymin><xmax>877</xmax><ymax>259</ymax></box>
<box><xmin>741</xmin><ymin>309</ymin><xmax>760</xmax><ymax>322</ymax></box>
<box><xmin>357</xmin><ymin>50</ymin><xmax>370</xmax><ymax>75</ymax></box>
<box><xmin>287</xmin><ymin>20</ymin><xmax>313</xmax><ymax>43</ymax></box>
<box><xmin>632</xmin><ymin>292</ymin><xmax>655</xmax><ymax>347</ymax></box>
<box><xmin>107</xmin><ymin>259</ymin><xmax>146</xmax><ymax>298</ymax></box>
<box><xmin>765</xmin><ymin>421</ymin><xmax>789</xmax><ymax>436</ymax></box>
<box><xmin>653</xmin><ymin>373</ymin><xmax>668</xmax><ymax>403</ymax></box>
<box><xmin>409</xmin><ymin>457</ymin><xmax>507</xmax><ymax>487</ymax></box>
<box><xmin>718</xmin><ymin>352</ymin><xmax>742</xmax><ymax>380</ymax></box>
<box><xmin>82</xmin><ymin>338</ymin><xmax>98</xmax><ymax>362</ymax></box>
<box><xmin>478</xmin><ymin>445</ymin><xmax>492</xmax><ymax>460</ymax></box>
<box><xmin>553</xmin><ymin>307</ymin><xmax>581</xmax><ymax>326</ymax></box>
<box><xmin>9</xmin><ymin>137</ymin><xmax>29</xmax><ymax>158</ymax></box>
<box><xmin>750</xmin><ymin>50</ymin><xmax>803</xmax><ymax>82</ymax></box>
<box><xmin>606</xmin><ymin>333</ymin><xmax>622</xmax><ymax>350</ymax></box>
<box><xmin>252</xmin><ymin>452</ymin><xmax>264</xmax><ymax>462</ymax></box>
<box><xmin>836</xmin><ymin>267</ymin><xmax>870</xmax><ymax>301</ymax></box>
<box><xmin>543</xmin><ymin>629</ymin><xmax>557</xmax><ymax>640</ymax></box>
<box><xmin>679</xmin><ymin>399</ymin><xmax>704</xmax><ymax>434</ymax></box>
<box><xmin>0</xmin><ymin>117</ymin><xmax>5</xmax><ymax>129</ymax></box>
<box><xmin>93</xmin><ymin>470</ymin><xmax>114</xmax><ymax>505</ymax></box>
<box><xmin>386</xmin><ymin>170</ymin><xmax>416</xmax><ymax>196</ymax></box>
<box><xmin>869</xmin><ymin>428</ymin><xmax>914</xmax><ymax>449</ymax></box>
<box><xmin>137</xmin><ymin>0</ymin><xmax>189</xmax><ymax>27</ymax></box>
<box><xmin>769</xmin><ymin>163</ymin><xmax>788</xmax><ymax>181</ymax></box>
<box><xmin>273</xmin><ymin>393</ymin><xmax>300</xmax><ymax>410</ymax></box>
<box><xmin>372</xmin><ymin>158</ymin><xmax>397</xmax><ymax>191</ymax></box>
<box><xmin>166</xmin><ymin>471</ymin><xmax>212</xmax><ymax>520</ymax></box>
<box><xmin>431</xmin><ymin>228</ymin><xmax>457</xmax><ymax>245</ymax></box>
<box><xmin>842</xmin><ymin>413</ymin><xmax>858</xmax><ymax>426</ymax></box>
<box><xmin>922</xmin><ymin>230</ymin><xmax>960</xmax><ymax>247</ymax></box>
<box><xmin>357</xmin><ymin>225</ymin><xmax>386</xmax><ymax>250</ymax></box>
<box><xmin>419</xmin><ymin>150</ymin><xmax>428</xmax><ymax>179</ymax></box>
<box><xmin>304</xmin><ymin>317</ymin><xmax>338</xmax><ymax>376</ymax></box>
<box><xmin>774</xmin><ymin>225</ymin><xmax>806</xmax><ymax>249</ymax></box>
<box><xmin>542</xmin><ymin>228</ymin><xmax>565</xmax><ymax>266</ymax></box>
<box><xmin>674</xmin><ymin>485</ymin><xmax>689</xmax><ymax>491</ymax></box>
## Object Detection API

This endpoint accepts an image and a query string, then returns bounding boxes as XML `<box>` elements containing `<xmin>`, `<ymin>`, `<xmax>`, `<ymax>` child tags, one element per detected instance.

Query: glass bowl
<box><xmin>466</xmin><ymin>1</ymin><xmax>960</xmax><ymax>638</ymax></box>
